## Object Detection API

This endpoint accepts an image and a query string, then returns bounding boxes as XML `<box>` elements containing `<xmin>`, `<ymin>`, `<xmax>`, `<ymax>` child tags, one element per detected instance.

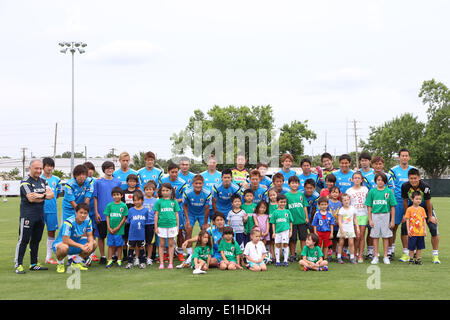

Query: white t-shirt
<box><xmin>244</xmin><ymin>240</ymin><xmax>267</xmax><ymax>261</ymax></box>
<box><xmin>338</xmin><ymin>206</ymin><xmax>357</xmax><ymax>233</ymax></box>
<box><xmin>227</xmin><ymin>209</ymin><xmax>246</xmax><ymax>234</ymax></box>
<box><xmin>346</xmin><ymin>186</ymin><xmax>369</xmax><ymax>217</ymax></box>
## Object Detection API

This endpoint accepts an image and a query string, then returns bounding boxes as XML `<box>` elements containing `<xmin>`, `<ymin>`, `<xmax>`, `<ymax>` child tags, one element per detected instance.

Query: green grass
<box><xmin>1</xmin><ymin>197</ymin><xmax>449</xmax><ymax>300</ymax></box>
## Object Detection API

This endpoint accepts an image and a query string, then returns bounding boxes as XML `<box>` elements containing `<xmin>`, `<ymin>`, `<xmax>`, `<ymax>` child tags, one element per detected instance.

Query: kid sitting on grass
<box><xmin>218</xmin><ymin>226</ymin><xmax>244</xmax><ymax>270</ymax></box>
<box><xmin>299</xmin><ymin>233</ymin><xmax>328</xmax><ymax>271</ymax></box>
<box><xmin>244</xmin><ymin>227</ymin><xmax>268</xmax><ymax>272</ymax></box>
<box><xmin>191</xmin><ymin>230</ymin><xmax>212</xmax><ymax>274</ymax></box>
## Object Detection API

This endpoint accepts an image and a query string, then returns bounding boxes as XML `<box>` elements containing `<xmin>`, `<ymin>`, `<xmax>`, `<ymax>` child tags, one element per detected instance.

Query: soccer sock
<box><xmin>46</xmin><ymin>237</ymin><xmax>55</xmax><ymax>261</ymax></box>
<box><xmin>57</xmin><ymin>258</ymin><xmax>64</xmax><ymax>264</ymax></box>
<box><xmin>403</xmin><ymin>248</ymin><xmax>409</xmax><ymax>255</ymax></box>
<box><xmin>391</xmin><ymin>244</ymin><xmax>395</xmax><ymax>254</ymax></box>
<box><xmin>337</xmin><ymin>253</ymin><xmax>342</xmax><ymax>259</ymax></box>
<box><xmin>368</xmin><ymin>246</ymin><xmax>374</xmax><ymax>254</ymax></box>
<box><xmin>350</xmin><ymin>254</ymin><xmax>355</xmax><ymax>260</ymax></box>
<box><xmin>275</xmin><ymin>248</ymin><xmax>281</xmax><ymax>263</ymax></box>
<box><xmin>283</xmin><ymin>247</ymin><xmax>289</xmax><ymax>262</ymax></box>
<box><xmin>433</xmin><ymin>250</ymin><xmax>439</xmax><ymax>256</ymax></box>
<box><xmin>187</xmin><ymin>247</ymin><xmax>193</xmax><ymax>256</ymax></box>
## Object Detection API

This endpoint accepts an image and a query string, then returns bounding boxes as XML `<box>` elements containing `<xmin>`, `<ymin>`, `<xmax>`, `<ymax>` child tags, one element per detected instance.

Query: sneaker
<box><xmin>193</xmin><ymin>268</ymin><xmax>206</xmax><ymax>274</ymax></box>
<box><xmin>106</xmin><ymin>260</ymin><xmax>114</xmax><ymax>268</ymax></box>
<box><xmin>84</xmin><ymin>256</ymin><xmax>92</xmax><ymax>267</ymax></box>
<box><xmin>283</xmin><ymin>262</ymin><xmax>289</xmax><ymax>267</ymax></box>
<box><xmin>366</xmin><ymin>253</ymin><xmax>374</xmax><ymax>261</ymax></box>
<box><xmin>177</xmin><ymin>253</ymin><xmax>185</xmax><ymax>262</ymax></box>
<box><xmin>168</xmin><ymin>263</ymin><xmax>173</xmax><ymax>269</ymax></box>
<box><xmin>99</xmin><ymin>257</ymin><xmax>107</xmax><ymax>265</ymax></box>
<box><xmin>399</xmin><ymin>253</ymin><xmax>409</xmax><ymax>262</ymax></box>
<box><xmin>432</xmin><ymin>256</ymin><xmax>441</xmax><ymax>264</ymax></box>
<box><xmin>56</xmin><ymin>264</ymin><xmax>65</xmax><ymax>273</ymax></box>
<box><xmin>176</xmin><ymin>260</ymin><xmax>190</xmax><ymax>269</ymax></box>
<box><xmin>146</xmin><ymin>258</ymin><xmax>153</xmax><ymax>266</ymax></box>
<box><xmin>388</xmin><ymin>253</ymin><xmax>394</xmax><ymax>261</ymax></box>
<box><xmin>139</xmin><ymin>263</ymin><xmax>146</xmax><ymax>269</ymax></box>
<box><xmin>91</xmin><ymin>254</ymin><xmax>99</xmax><ymax>262</ymax></box>
<box><xmin>275</xmin><ymin>262</ymin><xmax>281</xmax><ymax>267</ymax></box>
<box><xmin>117</xmin><ymin>260</ymin><xmax>122</xmax><ymax>267</ymax></box>
<box><xmin>159</xmin><ymin>263</ymin><xmax>165</xmax><ymax>270</ymax></box>
<box><xmin>15</xmin><ymin>265</ymin><xmax>26</xmax><ymax>274</ymax></box>
<box><xmin>29</xmin><ymin>263</ymin><xmax>48</xmax><ymax>271</ymax></box>
<box><xmin>409</xmin><ymin>259</ymin><xmax>415</xmax><ymax>265</ymax></box>
<box><xmin>125</xmin><ymin>262</ymin><xmax>133</xmax><ymax>269</ymax></box>
<box><xmin>383</xmin><ymin>257</ymin><xmax>390</xmax><ymax>265</ymax></box>
<box><xmin>288</xmin><ymin>255</ymin><xmax>295</xmax><ymax>262</ymax></box>
<box><xmin>371</xmin><ymin>257</ymin><xmax>379</xmax><ymax>265</ymax></box>
<box><xmin>415</xmin><ymin>259</ymin><xmax>423</xmax><ymax>265</ymax></box>
<box><xmin>70</xmin><ymin>263</ymin><xmax>88</xmax><ymax>271</ymax></box>
<box><xmin>45</xmin><ymin>258</ymin><xmax>58</xmax><ymax>265</ymax></box>
<box><xmin>350</xmin><ymin>258</ymin><xmax>357</xmax><ymax>264</ymax></box>
<box><xmin>67</xmin><ymin>257</ymin><xmax>73</xmax><ymax>266</ymax></box>
<box><xmin>337</xmin><ymin>258</ymin><xmax>344</xmax><ymax>264</ymax></box>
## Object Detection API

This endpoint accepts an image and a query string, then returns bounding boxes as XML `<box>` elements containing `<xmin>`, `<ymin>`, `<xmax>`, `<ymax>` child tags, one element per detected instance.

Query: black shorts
<box><xmin>123</xmin><ymin>223</ymin><xmax>130</xmax><ymax>240</ymax></box>
<box><xmin>145</xmin><ymin>224</ymin><xmax>155</xmax><ymax>244</ymax></box>
<box><xmin>96</xmin><ymin>221</ymin><xmax>107</xmax><ymax>239</ymax></box>
<box><xmin>289</xmin><ymin>224</ymin><xmax>308</xmax><ymax>242</ymax></box>
<box><xmin>269</xmin><ymin>223</ymin><xmax>274</xmax><ymax>241</ymax></box>
<box><xmin>128</xmin><ymin>240</ymin><xmax>145</xmax><ymax>248</ymax></box>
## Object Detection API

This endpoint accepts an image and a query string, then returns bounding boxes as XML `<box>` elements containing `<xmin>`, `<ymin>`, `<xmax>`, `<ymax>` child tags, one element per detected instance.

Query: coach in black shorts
<box><xmin>14</xmin><ymin>160</ymin><xmax>54</xmax><ymax>274</ymax></box>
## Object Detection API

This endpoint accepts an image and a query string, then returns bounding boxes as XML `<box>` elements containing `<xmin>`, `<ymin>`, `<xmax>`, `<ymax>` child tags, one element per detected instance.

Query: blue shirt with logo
<box><xmin>62</xmin><ymin>177</ymin><xmax>94</xmax><ymax>216</ymax></box>
<box><xmin>311</xmin><ymin>211</ymin><xmax>335</xmax><ymax>232</ymax></box>
<box><xmin>183</xmin><ymin>187</ymin><xmax>212</xmax><ymax>217</ymax></box>
<box><xmin>113</xmin><ymin>168</ymin><xmax>139</xmax><ymax>190</ymax></box>
<box><xmin>212</xmin><ymin>182</ymin><xmax>241</xmax><ymax>219</ymax></box>
<box><xmin>127</xmin><ymin>207</ymin><xmax>148</xmax><ymax>241</ymax></box>
<box><xmin>54</xmin><ymin>215</ymin><xmax>93</xmax><ymax>246</ymax></box>
<box><xmin>298</xmin><ymin>172</ymin><xmax>319</xmax><ymax>192</ymax></box>
<box><xmin>244</xmin><ymin>184</ymin><xmax>268</xmax><ymax>204</ymax></box>
<box><xmin>389</xmin><ymin>165</ymin><xmax>415</xmax><ymax>200</ymax></box>
<box><xmin>178</xmin><ymin>171</ymin><xmax>195</xmax><ymax>188</ymax></box>
<box><xmin>40</xmin><ymin>174</ymin><xmax>62</xmax><ymax>214</ymax></box>
<box><xmin>333</xmin><ymin>169</ymin><xmax>355</xmax><ymax>193</ymax></box>
<box><xmin>143</xmin><ymin>197</ymin><xmax>157</xmax><ymax>225</ymax></box>
<box><xmin>137</xmin><ymin>167</ymin><xmax>163</xmax><ymax>189</ymax></box>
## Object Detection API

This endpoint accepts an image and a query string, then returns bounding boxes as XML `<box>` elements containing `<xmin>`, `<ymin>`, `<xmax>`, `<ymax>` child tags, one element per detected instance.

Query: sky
<box><xmin>1</xmin><ymin>0</ymin><xmax>449</xmax><ymax>163</ymax></box>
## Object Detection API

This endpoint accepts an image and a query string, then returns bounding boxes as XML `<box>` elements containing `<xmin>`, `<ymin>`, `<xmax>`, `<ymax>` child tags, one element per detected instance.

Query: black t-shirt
<box><xmin>401</xmin><ymin>180</ymin><xmax>432</xmax><ymax>215</ymax></box>
<box><xmin>121</xmin><ymin>188</ymin><xmax>136</xmax><ymax>209</ymax></box>
<box><xmin>20</xmin><ymin>176</ymin><xmax>48</xmax><ymax>218</ymax></box>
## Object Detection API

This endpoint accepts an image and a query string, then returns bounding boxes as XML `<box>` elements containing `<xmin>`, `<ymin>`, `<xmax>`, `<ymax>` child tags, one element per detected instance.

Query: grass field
<box><xmin>0</xmin><ymin>197</ymin><xmax>448</xmax><ymax>300</ymax></box>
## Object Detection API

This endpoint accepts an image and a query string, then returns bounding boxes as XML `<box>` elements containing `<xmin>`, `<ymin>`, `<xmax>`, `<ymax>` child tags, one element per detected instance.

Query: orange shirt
<box><xmin>404</xmin><ymin>206</ymin><xmax>427</xmax><ymax>236</ymax></box>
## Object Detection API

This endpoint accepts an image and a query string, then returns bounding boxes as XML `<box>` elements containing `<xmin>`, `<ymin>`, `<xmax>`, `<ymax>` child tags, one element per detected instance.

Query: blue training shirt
<box><xmin>113</xmin><ymin>168</ymin><xmax>139</xmax><ymax>190</ymax></box>
<box><xmin>62</xmin><ymin>177</ymin><xmax>94</xmax><ymax>215</ymax></box>
<box><xmin>54</xmin><ymin>215</ymin><xmax>93</xmax><ymax>246</ymax></box>
<box><xmin>200</xmin><ymin>170</ymin><xmax>222</xmax><ymax>192</ymax></box>
<box><xmin>212</xmin><ymin>182</ymin><xmax>241</xmax><ymax>219</ymax></box>
<box><xmin>93</xmin><ymin>177</ymin><xmax>122</xmax><ymax>221</ymax></box>
<box><xmin>389</xmin><ymin>165</ymin><xmax>415</xmax><ymax>200</ymax></box>
<box><xmin>137</xmin><ymin>167</ymin><xmax>163</xmax><ymax>189</ymax></box>
<box><xmin>333</xmin><ymin>169</ymin><xmax>355</xmax><ymax>193</ymax></box>
<box><xmin>143</xmin><ymin>197</ymin><xmax>157</xmax><ymax>225</ymax></box>
<box><xmin>40</xmin><ymin>174</ymin><xmax>62</xmax><ymax>214</ymax></box>
<box><xmin>311</xmin><ymin>211</ymin><xmax>335</xmax><ymax>232</ymax></box>
<box><xmin>298</xmin><ymin>172</ymin><xmax>319</xmax><ymax>192</ymax></box>
<box><xmin>244</xmin><ymin>184</ymin><xmax>268</xmax><ymax>204</ymax></box>
<box><xmin>183</xmin><ymin>187</ymin><xmax>212</xmax><ymax>217</ymax></box>
<box><xmin>178</xmin><ymin>171</ymin><xmax>195</xmax><ymax>188</ymax></box>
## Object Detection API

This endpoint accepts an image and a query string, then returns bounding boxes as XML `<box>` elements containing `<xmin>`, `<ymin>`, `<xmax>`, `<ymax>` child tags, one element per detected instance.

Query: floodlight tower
<box><xmin>58</xmin><ymin>41</ymin><xmax>87</xmax><ymax>177</ymax></box>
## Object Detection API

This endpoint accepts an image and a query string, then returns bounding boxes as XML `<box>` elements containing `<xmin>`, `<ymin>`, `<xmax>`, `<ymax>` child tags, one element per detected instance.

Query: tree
<box><xmin>278</xmin><ymin>120</ymin><xmax>317</xmax><ymax>164</ymax></box>
<box><xmin>415</xmin><ymin>79</ymin><xmax>450</xmax><ymax>178</ymax></box>
<box><xmin>0</xmin><ymin>168</ymin><xmax>21</xmax><ymax>180</ymax></box>
<box><xmin>60</xmin><ymin>151</ymin><xmax>84</xmax><ymax>159</ymax></box>
<box><xmin>130</xmin><ymin>152</ymin><xmax>166</xmax><ymax>172</ymax></box>
<box><xmin>359</xmin><ymin>113</ymin><xmax>425</xmax><ymax>169</ymax></box>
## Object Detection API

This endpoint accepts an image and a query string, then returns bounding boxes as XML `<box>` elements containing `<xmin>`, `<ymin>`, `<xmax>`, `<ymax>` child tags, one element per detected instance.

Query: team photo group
<box><xmin>14</xmin><ymin>148</ymin><xmax>441</xmax><ymax>276</ymax></box>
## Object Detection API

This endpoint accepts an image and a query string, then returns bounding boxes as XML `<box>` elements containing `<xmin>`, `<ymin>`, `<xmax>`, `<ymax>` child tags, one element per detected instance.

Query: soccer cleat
<box><xmin>415</xmin><ymin>259</ymin><xmax>423</xmax><ymax>265</ymax></box>
<box><xmin>84</xmin><ymin>256</ymin><xmax>92</xmax><ymax>267</ymax></box>
<box><xmin>70</xmin><ymin>263</ymin><xmax>88</xmax><ymax>271</ymax></box>
<box><xmin>371</xmin><ymin>257</ymin><xmax>379</xmax><ymax>265</ymax></box>
<box><xmin>112</xmin><ymin>255</ymin><xmax>118</xmax><ymax>263</ymax></box>
<box><xmin>146</xmin><ymin>258</ymin><xmax>153</xmax><ymax>266</ymax></box>
<box><xmin>176</xmin><ymin>260</ymin><xmax>190</xmax><ymax>269</ymax></box>
<box><xmin>56</xmin><ymin>264</ymin><xmax>65</xmax><ymax>273</ymax></box>
<box><xmin>321</xmin><ymin>266</ymin><xmax>329</xmax><ymax>271</ymax></box>
<box><xmin>99</xmin><ymin>257</ymin><xmax>107</xmax><ymax>265</ymax></box>
<box><xmin>45</xmin><ymin>258</ymin><xmax>58</xmax><ymax>265</ymax></box>
<box><xmin>106</xmin><ymin>260</ymin><xmax>114</xmax><ymax>268</ymax></box>
<box><xmin>125</xmin><ymin>262</ymin><xmax>133</xmax><ymax>269</ymax></box>
<box><xmin>432</xmin><ymin>256</ymin><xmax>441</xmax><ymax>264</ymax></box>
<box><xmin>29</xmin><ymin>263</ymin><xmax>48</xmax><ymax>271</ymax></box>
<box><xmin>383</xmin><ymin>257</ymin><xmax>390</xmax><ymax>265</ymax></box>
<box><xmin>399</xmin><ymin>253</ymin><xmax>410</xmax><ymax>262</ymax></box>
<box><xmin>275</xmin><ymin>262</ymin><xmax>281</xmax><ymax>267</ymax></box>
<box><xmin>15</xmin><ymin>265</ymin><xmax>26</xmax><ymax>274</ymax></box>
<box><xmin>337</xmin><ymin>258</ymin><xmax>344</xmax><ymax>264</ymax></box>
<box><xmin>409</xmin><ymin>259</ymin><xmax>415</xmax><ymax>265</ymax></box>
<box><xmin>283</xmin><ymin>262</ymin><xmax>289</xmax><ymax>267</ymax></box>
<box><xmin>139</xmin><ymin>263</ymin><xmax>146</xmax><ymax>269</ymax></box>
<box><xmin>117</xmin><ymin>260</ymin><xmax>122</xmax><ymax>267</ymax></box>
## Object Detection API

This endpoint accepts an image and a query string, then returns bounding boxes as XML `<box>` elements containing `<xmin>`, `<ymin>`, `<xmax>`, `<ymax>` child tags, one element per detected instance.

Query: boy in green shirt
<box><xmin>285</xmin><ymin>176</ymin><xmax>309</xmax><ymax>262</ymax></box>
<box><xmin>241</xmin><ymin>189</ymin><xmax>257</xmax><ymax>244</ymax></box>
<box><xmin>299</xmin><ymin>233</ymin><xmax>328</xmax><ymax>271</ymax></box>
<box><xmin>365</xmin><ymin>172</ymin><xmax>397</xmax><ymax>265</ymax></box>
<box><xmin>104</xmin><ymin>187</ymin><xmax>129</xmax><ymax>267</ymax></box>
<box><xmin>270</xmin><ymin>194</ymin><xmax>293</xmax><ymax>267</ymax></box>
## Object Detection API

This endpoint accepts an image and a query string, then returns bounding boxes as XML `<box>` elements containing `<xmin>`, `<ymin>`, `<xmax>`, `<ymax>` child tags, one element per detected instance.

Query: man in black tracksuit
<box><xmin>14</xmin><ymin>159</ymin><xmax>54</xmax><ymax>274</ymax></box>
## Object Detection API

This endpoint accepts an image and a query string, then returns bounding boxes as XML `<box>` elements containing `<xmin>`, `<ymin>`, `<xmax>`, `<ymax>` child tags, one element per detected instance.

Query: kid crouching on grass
<box><xmin>191</xmin><ymin>230</ymin><xmax>212</xmax><ymax>274</ymax></box>
<box><xmin>299</xmin><ymin>233</ymin><xmax>328</xmax><ymax>271</ymax></box>
<box><xmin>244</xmin><ymin>227</ymin><xmax>267</xmax><ymax>272</ymax></box>
<box><xmin>218</xmin><ymin>226</ymin><xmax>244</xmax><ymax>270</ymax></box>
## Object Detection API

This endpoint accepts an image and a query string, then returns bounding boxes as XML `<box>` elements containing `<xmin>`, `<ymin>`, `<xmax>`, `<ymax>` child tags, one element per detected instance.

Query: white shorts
<box><xmin>275</xmin><ymin>230</ymin><xmax>290</xmax><ymax>244</ymax></box>
<box><xmin>157</xmin><ymin>227</ymin><xmax>178</xmax><ymax>239</ymax></box>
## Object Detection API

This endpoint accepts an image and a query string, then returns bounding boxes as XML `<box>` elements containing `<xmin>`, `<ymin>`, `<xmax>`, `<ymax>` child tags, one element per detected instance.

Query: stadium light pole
<box><xmin>59</xmin><ymin>41</ymin><xmax>87</xmax><ymax>177</ymax></box>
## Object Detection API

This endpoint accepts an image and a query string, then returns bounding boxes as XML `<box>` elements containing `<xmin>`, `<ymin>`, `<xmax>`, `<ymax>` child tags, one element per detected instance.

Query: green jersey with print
<box><xmin>104</xmin><ymin>202</ymin><xmax>128</xmax><ymax>235</ymax></box>
<box><xmin>191</xmin><ymin>245</ymin><xmax>212</xmax><ymax>267</ymax></box>
<box><xmin>285</xmin><ymin>191</ymin><xmax>309</xmax><ymax>225</ymax></box>
<box><xmin>301</xmin><ymin>245</ymin><xmax>324</xmax><ymax>263</ymax></box>
<box><xmin>269</xmin><ymin>209</ymin><xmax>293</xmax><ymax>233</ymax></box>
<box><xmin>154</xmin><ymin>198</ymin><xmax>180</xmax><ymax>228</ymax></box>
<box><xmin>241</xmin><ymin>203</ymin><xmax>257</xmax><ymax>234</ymax></box>
<box><xmin>218</xmin><ymin>239</ymin><xmax>242</xmax><ymax>263</ymax></box>
<box><xmin>364</xmin><ymin>187</ymin><xmax>397</xmax><ymax>214</ymax></box>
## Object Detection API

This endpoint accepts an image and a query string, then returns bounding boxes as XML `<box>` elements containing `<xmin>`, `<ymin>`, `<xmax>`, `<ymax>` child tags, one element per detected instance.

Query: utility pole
<box><xmin>85</xmin><ymin>146</ymin><xmax>87</xmax><ymax>162</ymax></box>
<box><xmin>324</xmin><ymin>130</ymin><xmax>327</xmax><ymax>153</ymax></box>
<box><xmin>346</xmin><ymin>118</ymin><xmax>349</xmax><ymax>153</ymax></box>
<box><xmin>21</xmin><ymin>147</ymin><xmax>27</xmax><ymax>179</ymax></box>
<box><xmin>353</xmin><ymin>119</ymin><xmax>359</xmax><ymax>169</ymax></box>
<box><xmin>53</xmin><ymin>122</ymin><xmax>58</xmax><ymax>160</ymax></box>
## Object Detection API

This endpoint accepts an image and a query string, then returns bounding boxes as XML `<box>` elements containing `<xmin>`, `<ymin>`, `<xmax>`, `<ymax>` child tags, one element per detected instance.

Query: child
<box><xmin>365</xmin><ymin>173</ymin><xmax>397</xmax><ymax>265</ymax></box>
<box><xmin>270</xmin><ymin>194</ymin><xmax>293</xmax><ymax>267</ymax></box>
<box><xmin>404</xmin><ymin>191</ymin><xmax>427</xmax><ymax>265</ymax></box>
<box><xmin>253</xmin><ymin>201</ymin><xmax>270</xmax><ymax>244</ymax></box>
<box><xmin>267</xmin><ymin>188</ymin><xmax>279</xmax><ymax>262</ymax></box>
<box><xmin>104</xmin><ymin>187</ymin><xmax>128</xmax><ymax>268</ymax></box>
<box><xmin>311</xmin><ymin>197</ymin><xmax>335</xmax><ymax>261</ymax></box>
<box><xmin>299</xmin><ymin>233</ymin><xmax>328</xmax><ymax>271</ymax></box>
<box><xmin>125</xmin><ymin>191</ymin><xmax>148</xmax><ymax>269</ymax></box>
<box><xmin>346</xmin><ymin>171</ymin><xmax>369</xmax><ymax>263</ymax></box>
<box><xmin>319</xmin><ymin>173</ymin><xmax>336</xmax><ymax>199</ymax></box>
<box><xmin>218</xmin><ymin>226</ymin><xmax>244</xmax><ymax>270</ymax></box>
<box><xmin>143</xmin><ymin>181</ymin><xmax>158</xmax><ymax>265</ymax></box>
<box><xmin>121</xmin><ymin>173</ymin><xmax>139</xmax><ymax>263</ymax></box>
<box><xmin>244</xmin><ymin>227</ymin><xmax>267</xmax><ymax>272</ymax></box>
<box><xmin>328</xmin><ymin>186</ymin><xmax>342</xmax><ymax>259</ymax></box>
<box><xmin>285</xmin><ymin>175</ymin><xmax>309</xmax><ymax>262</ymax></box>
<box><xmin>336</xmin><ymin>193</ymin><xmax>360</xmax><ymax>264</ymax></box>
<box><xmin>154</xmin><ymin>183</ymin><xmax>180</xmax><ymax>269</ymax></box>
<box><xmin>303</xmin><ymin>179</ymin><xmax>320</xmax><ymax>232</ymax></box>
<box><xmin>227</xmin><ymin>194</ymin><xmax>248</xmax><ymax>249</ymax></box>
<box><xmin>241</xmin><ymin>189</ymin><xmax>257</xmax><ymax>245</ymax></box>
<box><xmin>191</xmin><ymin>230</ymin><xmax>212</xmax><ymax>274</ymax></box>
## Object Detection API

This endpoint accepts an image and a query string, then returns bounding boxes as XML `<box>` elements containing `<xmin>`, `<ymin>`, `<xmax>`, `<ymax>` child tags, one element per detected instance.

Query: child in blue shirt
<box><xmin>125</xmin><ymin>191</ymin><xmax>148</xmax><ymax>269</ymax></box>
<box><xmin>312</xmin><ymin>196</ymin><xmax>335</xmax><ymax>261</ymax></box>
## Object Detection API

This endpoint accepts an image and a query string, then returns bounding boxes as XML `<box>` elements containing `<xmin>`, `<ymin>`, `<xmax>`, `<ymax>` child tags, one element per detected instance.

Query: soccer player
<box><xmin>113</xmin><ymin>151</ymin><xmax>139</xmax><ymax>190</ymax></box>
<box><xmin>201</xmin><ymin>154</ymin><xmax>222</xmax><ymax>215</ymax></box>
<box><xmin>297</xmin><ymin>158</ymin><xmax>319</xmax><ymax>193</ymax></box>
<box><xmin>246</xmin><ymin>170</ymin><xmax>268</xmax><ymax>204</ymax></box>
<box><xmin>388</xmin><ymin>148</ymin><xmax>416</xmax><ymax>262</ymax></box>
<box><xmin>178</xmin><ymin>156</ymin><xmax>195</xmax><ymax>187</ymax></box>
<box><xmin>231</xmin><ymin>153</ymin><xmax>249</xmax><ymax>187</ymax></box>
<box><xmin>53</xmin><ymin>203</ymin><xmax>97</xmax><ymax>273</ymax></box>
<box><xmin>271</xmin><ymin>172</ymin><xmax>291</xmax><ymax>195</ymax></box>
<box><xmin>82</xmin><ymin>161</ymin><xmax>99</xmax><ymax>265</ymax></box>
<box><xmin>255</xmin><ymin>162</ymin><xmax>273</xmax><ymax>189</ymax></box>
<box><xmin>359</xmin><ymin>152</ymin><xmax>374</xmax><ymax>185</ymax></box>
<box><xmin>365</xmin><ymin>156</ymin><xmax>394</xmax><ymax>190</ymax></box>
<box><xmin>181</xmin><ymin>175</ymin><xmax>211</xmax><ymax>267</ymax></box>
<box><xmin>62</xmin><ymin>164</ymin><xmax>94</xmax><ymax>221</ymax></box>
<box><xmin>93</xmin><ymin>161</ymin><xmax>122</xmax><ymax>264</ymax></box>
<box><xmin>40</xmin><ymin>157</ymin><xmax>63</xmax><ymax>265</ymax></box>
<box><xmin>137</xmin><ymin>151</ymin><xmax>163</xmax><ymax>189</ymax></box>
<box><xmin>15</xmin><ymin>160</ymin><xmax>54</xmax><ymax>274</ymax></box>
<box><xmin>317</xmin><ymin>152</ymin><xmax>337</xmax><ymax>189</ymax></box>
<box><xmin>279</xmin><ymin>153</ymin><xmax>297</xmax><ymax>189</ymax></box>
<box><xmin>333</xmin><ymin>154</ymin><xmax>354</xmax><ymax>194</ymax></box>
<box><xmin>212</xmin><ymin>168</ymin><xmax>241</xmax><ymax>220</ymax></box>
<box><xmin>401</xmin><ymin>168</ymin><xmax>440</xmax><ymax>264</ymax></box>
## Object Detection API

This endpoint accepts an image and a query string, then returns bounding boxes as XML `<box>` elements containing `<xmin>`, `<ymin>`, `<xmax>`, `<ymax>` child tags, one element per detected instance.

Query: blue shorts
<box><xmin>212</xmin><ymin>252</ymin><xmax>222</xmax><ymax>263</ymax></box>
<box><xmin>53</xmin><ymin>237</ymin><xmax>87</xmax><ymax>255</ymax></box>
<box><xmin>188</xmin><ymin>215</ymin><xmax>208</xmax><ymax>228</ymax></box>
<box><xmin>107</xmin><ymin>234</ymin><xmax>124</xmax><ymax>247</ymax></box>
<box><xmin>394</xmin><ymin>202</ymin><xmax>405</xmax><ymax>225</ymax></box>
<box><xmin>179</xmin><ymin>212</ymin><xmax>185</xmax><ymax>230</ymax></box>
<box><xmin>44</xmin><ymin>212</ymin><xmax>59</xmax><ymax>232</ymax></box>
<box><xmin>408</xmin><ymin>236</ymin><xmax>425</xmax><ymax>251</ymax></box>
